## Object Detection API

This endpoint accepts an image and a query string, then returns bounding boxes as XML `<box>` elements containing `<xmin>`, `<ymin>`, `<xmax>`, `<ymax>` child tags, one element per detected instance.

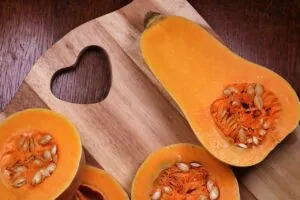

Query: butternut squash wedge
<box><xmin>132</xmin><ymin>143</ymin><xmax>239</xmax><ymax>200</ymax></box>
<box><xmin>0</xmin><ymin>108</ymin><xmax>85</xmax><ymax>200</ymax></box>
<box><xmin>75</xmin><ymin>165</ymin><xmax>129</xmax><ymax>200</ymax></box>
<box><xmin>141</xmin><ymin>13</ymin><xmax>300</xmax><ymax>166</ymax></box>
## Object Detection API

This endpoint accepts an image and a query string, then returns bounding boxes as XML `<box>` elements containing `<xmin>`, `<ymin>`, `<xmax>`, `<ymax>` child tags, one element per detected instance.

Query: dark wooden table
<box><xmin>0</xmin><ymin>1</ymin><xmax>299</xmax><ymax>199</ymax></box>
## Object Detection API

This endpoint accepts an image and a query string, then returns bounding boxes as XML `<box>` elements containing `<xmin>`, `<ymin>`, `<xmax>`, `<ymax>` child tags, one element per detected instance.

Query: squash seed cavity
<box><xmin>150</xmin><ymin>162</ymin><xmax>220</xmax><ymax>199</ymax></box>
<box><xmin>0</xmin><ymin>131</ymin><xmax>59</xmax><ymax>188</ymax></box>
<box><xmin>210</xmin><ymin>83</ymin><xmax>281</xmax><ymax>148</ymax></box>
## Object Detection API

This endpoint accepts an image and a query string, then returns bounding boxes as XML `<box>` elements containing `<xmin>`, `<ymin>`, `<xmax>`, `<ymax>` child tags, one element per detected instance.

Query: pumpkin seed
<box><xmin>46</xmin><ymin>163</ymin><xmax>56</xmax><ymax>174</ymax></box>
<box><xmin>254</xmin><ymin>95</ymin><xmax>263</xmax><ymax>109</ymax></box>
<box><xmin>199</xmin><ymin>195</ymin><xmax>208</xmax><ymax>200</ymax></box>
<box><xmin>237</xmin><ymin>143</ymin><xmax>248</xmax><ymax>149</ymax></box>
<box><xmin>247</xmin><ymin>84</ymin><xmax>255</xmax><ymax>95</ymax></box>
<box><xmin>13</xmin><ymin>171</ymin><xmax>22</xmax><ymax>179</ymax></box>
<box><xmin>259</xmin><ymin>129</ymin><xmax>266</xmax><ymax>136</ymax></box>
<box><xmin>228</xmin><ymin>86</ymin><xmax>239</xmax><ymax>93</ymax></box>
<box><xmin>29</xmin><ymin>137</ymin><xmax>35</xmax><ymax>152</ymax></box>
<box><xmin>43</xmin><ymin>150</ymin><xmax>52</xmax><ymax>161</ymax></box>
<box><xmin>15</xmin><ymin>166</ymin><xmax>27</xmax><ymax>173</ymax></box>
<box><xmin>219</xmin><ymin>110</ymin><xmax>227</xmax><ymax>118</ymax></box>
<box><xmin>163</xmin><ymin>186</ymin><xmax>172</xmax><ymax>193</ymax></box>
<box><xmin>190</xmin><ymin>162</ymin><xmax>201</xmax><ymax>168</ymax></box>
<box><xmin>209</xmin><ymin>186</ymin><xmax>219</xmax><ymax>200</ymax></box>
<box><xmin>259</xmin><ymin>118</ymin><xmax>264</xmax><ymax>125</ymax></box>
<box><xmin>255</xmin><ymin>84</ymin><xmax>264</xmax><ymax>96</ymax></box>
<box><xmin>22</xmin><ymin>139</ymin><xmax>29</xmax><ymax>152</ymax></box>
<box><xmin>12</xmin><ymin>177</ymin><xmax>26</xmax><ymax>188</ymax></box>
<box><xmin>38</xmin><ymin>134</ymin><xmax>52</xmax><ymax>145</ymax></box>
<box><xmin>151</xmin><ymin>189</ymin><xmax>161</xmax><ymax>200</ymax></box>
<box><xmin>253</xmin><ymin>136</ymin><xmax>259</xmax><ymax>145</ymax></box>
<box><xmin>223</xmin><ymin>89</ymin><xmax>232</xmax><ymax>96</ymax></box>
<box><xmin>32</xmin><ymin>171</ymin><xmax>42</xmax><ymax>185</ymax></box>
<box><xmin>3</xmin><ymin>169</ymin><xmax>11</xmax><ymax>177</ymax></box>
<box><xmin>176</xmin><ymin>163</ymin><xmax>190</xmax><ymax>172</ymax></box>
<box><xmin>51</xmin><ymin>144</ymin><xmax>57</xmax><ymax>155</ymax></box>
<box><xmin>238</xmin><ymin>129</ymin><xmax>246</xmax><ymax>143</ymax></box>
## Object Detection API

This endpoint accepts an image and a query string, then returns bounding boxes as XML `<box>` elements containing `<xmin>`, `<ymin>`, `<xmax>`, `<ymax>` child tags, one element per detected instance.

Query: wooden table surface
<box><xmin>0</xmin><ymin>1</ymin><xmax>299</xmax><ymax>199</ymax></box>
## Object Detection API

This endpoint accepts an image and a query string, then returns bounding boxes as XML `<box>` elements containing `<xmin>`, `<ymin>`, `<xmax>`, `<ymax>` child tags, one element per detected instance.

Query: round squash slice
<box><xmin>75</xmin><ymin>165</ymin><xmax>129</xmax><ymax>200</ymax></box>
<box><xmin>141</xmin><ymin>12</ymin><xmax>300</xmax><ymax>166</ymax></box>
<box><xmin>0</xmin><ymin>108</ymin><xmax>85</xmax><ymax>200</ymax></box>
<box><xmin>132</xmin><ymin>143</ymin><xmax>239</xmax><ymax>200</ymax></box>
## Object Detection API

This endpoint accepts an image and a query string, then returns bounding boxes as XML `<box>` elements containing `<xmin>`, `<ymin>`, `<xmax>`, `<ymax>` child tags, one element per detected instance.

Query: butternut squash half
<box><xmin>132</xmin><ymin>143</ymin><xmax>239</xmax><ymax>200</ymax></box>
<box><xmin>75</xmin><ymin>165</ymin><xmax>129</xmax><ymax>200</ymax></box>
<box><xmin>0</xmin><ymin>109</ymin><xmax>85</xmax><ymax>200</ymax></box>
<box><xmin>141</xmin><ymin>13</ymin><xmax>300</xmax><ymax>166</ymax></box>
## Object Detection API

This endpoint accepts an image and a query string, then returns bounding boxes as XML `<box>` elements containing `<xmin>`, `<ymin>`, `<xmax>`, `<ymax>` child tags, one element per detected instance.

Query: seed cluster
<box><xmin>0</xmin><ymin>132</ymin><xmax>59</xmax><ymax>188</ymax></box>
<box><xmin>211</xmin><ymin>83</ymin><xmax>281</xmax><ymax>148</ymax></box>
<box><xmin>151</xmin><ymin>162</ymin><xmax>219</xmax><ymax>200</ymax></box>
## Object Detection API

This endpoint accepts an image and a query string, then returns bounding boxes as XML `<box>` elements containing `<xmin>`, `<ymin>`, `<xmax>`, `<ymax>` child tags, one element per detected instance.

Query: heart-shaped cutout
<box><xmin>51</xmin><ymin>46</ymin><xmax>112</xmax><ymax>104</ymax></box>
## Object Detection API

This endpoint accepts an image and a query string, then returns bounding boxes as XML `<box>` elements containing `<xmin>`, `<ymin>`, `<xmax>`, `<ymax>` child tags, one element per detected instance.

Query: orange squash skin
<box><xmin>0</xmin><ymin>109</ymin><xmax>85</xmax><ymax>200</ymax></box>
<box><xmin>141</xmin><ymin>15</ymin><xmax>300</xmax><ymax>166</ymax></box>
<box><xmin>131</xmin><ymin>143</ymin><xmax>240</xmax><ymax>200</ymax></box>
<box><xmin>78</xmin><ymin>165</ymin><xmax>129</xmax><ymax>200</ymax></box>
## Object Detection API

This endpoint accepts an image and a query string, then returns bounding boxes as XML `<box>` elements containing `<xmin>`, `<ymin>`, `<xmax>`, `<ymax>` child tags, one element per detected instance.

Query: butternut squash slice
<box><xmin>75</xmin><ymin>165</ymin><xmax>129</xmax><ymax>200</ymax></box>
<box><xmin>141</xmin><ymin>13</ymin><xmax>300</xmax><ymax>166</ymax></box>
<box><xmin>0</xmin><ymin>108</ymin><xmax>85</xmax><ymax>200</ymax></box>
<box><xmin>131</xmin><ymin>143</ymin><xmax>239</xmax><ymax>200</ymax></box>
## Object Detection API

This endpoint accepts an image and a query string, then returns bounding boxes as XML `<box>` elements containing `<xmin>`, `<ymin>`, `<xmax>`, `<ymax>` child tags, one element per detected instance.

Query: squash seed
<box><xmin>255</xmin><ymin>84</ymin><xmax>264</xmax><ymax>96</ymax></box>
<box><xmin>151</xmin><ymin>189</ymin><xmax>161</xmax><ymax>200</ymax></box>
<box><xmin>15</xmin><ymin>166</ymin><xmax>27</xmax><ymax>173</ymax></box>
<box><xmin>259</xmin><ymin>129</ymin><xmax>267</xmax><ymax>136</ymax></box>
<box><xmin>247</xmin><ymin>84</ymin><xmax>255</xmax><ymax>95</ymax></box>
<box><xmin>247</xmin><ymin>138</ymin><xmax>253</xmax><ymax>144</ymax></box>
<box><xmin>232</xmin><ymin>101</ymin><xmax>240</xmax><ymax>106</ymax></box>
<box><xmin>29</xmin><ymin>137</ymin><xmax>35</xmax><ymax>152</ymax></box>
<box><xmin>43</xmin><ymin>150</ymin><xmax>52</xmax><ymax>161</ymax></box>
<box><xmin>46</xmin><ymin>163</ymin><xmax>56</xmax><ymax>174</ymax></box>
<box><xmin>176</xmin><ymin>163</ymin><xmax>190</xmax><ymax>172</ymax></box>
<box><xmin>263</xmin><ymin>122</ymin><xmax>270</xmax><ymax>129</ymax></box>
<box><xmin>52</xmin><ymin>155</ymin><xmax>58</xmax><ymax>163</ymax></box>
<box><xmin>18</xmin><ymin>135</ymin><xmax>27</xmax><ymax>147</ymax></box>
<box><xmin>223</xmin><ymin>89</ymin><xmax>232</xmax><ymax>96</ymax></box>
<box><xmin>253</xmin><ymin>136</ymin><xmax>259</xmax><ymax>145</ymax></box>
<box><xmin>163</xmin><ymin>186</ymin><xmax>172</xmax><ymax>193</ymax></box>
<box><xmin>51</xmin><ymin>144</ymin><xmax>57</xmax><ymax>155</ymax></box>
<box><xmin>32</xmin><ymin>171</ymin><xmax>42</xmax><ymax>185</ymax></box>
<box><xmin>12</xmin><ymin>177</ymin><xmax>26</xmax><ymax>188</ymax></box>
<box><xmin>199</xmin><ymin>195</ymin><xmax>208</xmax><ymax>200</ymax></box>
<box><xmin>190</xmin><ymin>162</ymin><xmax>201</xmax><ymax>168</ymax></box>
<box><xmin>254</xmin><ymin>95</ymin><xmax>263</xmax><ymax>109</ymax></box>
<box><xmin>237</xmin><ymin>143</ymin><xmax>248</xmax><ymax>149</ymax></box>
<box><xmin>238</xmin><ymin>129</ymin><xmax>246</xmax><ymax>143</ymax></box>
<box><xmin>21</xmin><ymin>139</ymin><xmax>29</xmax><ymax>152</ymax></box>
<box><xmin>206</xmin><ymin>179</ymin><xmax>214</xmax><ymax>192</ymax></box>
<box><xmin>209</xmin><ymin>186</ymin><xmax>219</xmax><ymax>200</ymax></box>
<box><xmin>32</xmin><ymin>159</ymin><xmax>42</xmax><ymax>165</ymax></box>
<box><xmin>38</xmin><ymin>134</ymin><xmax>52</xmax><ymax>145</ymax></box>
<box><xmin>3</xmin><ymin>169</ymin><xmax>11</xmax><ymax>177</ymax></box>
<box><xmin>40</xmin><ymin>168</ymin><xmax>50</xmax><ymax>179</ymax></box>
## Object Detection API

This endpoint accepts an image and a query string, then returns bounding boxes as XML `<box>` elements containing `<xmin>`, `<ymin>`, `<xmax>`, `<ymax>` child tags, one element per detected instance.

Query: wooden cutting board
<box><xmin>1</xmin><ymin>0</ymin><xmax>299</xmax><ymax>199</ymax></box>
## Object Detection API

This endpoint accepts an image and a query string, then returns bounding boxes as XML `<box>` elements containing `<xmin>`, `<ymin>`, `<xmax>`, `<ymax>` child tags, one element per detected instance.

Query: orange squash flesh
<box><xmin>76</xmin><ymin>165</ymin><xmax>129</xmax><ymax>200</ymax></box>
<box><xmin>0</xmin><ymin>109</ymin><xmax>85</xmax><ymax>200</ymax></box>
<box><xmin>141</xmin><ymin>15</ymin><xmax>300</xmax><ymax>166</ymax></box>
<box><xmin>131</xmin><ymin>143</ymin><xmax>239</xmax><ymax>200</ymax></box>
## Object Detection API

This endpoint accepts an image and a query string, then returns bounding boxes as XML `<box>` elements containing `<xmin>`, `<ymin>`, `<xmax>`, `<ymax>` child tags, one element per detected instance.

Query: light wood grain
<box><xmin>1</xmin><ymin>0</ymin><xmax>299</xmax><ymax>199</ymax></box>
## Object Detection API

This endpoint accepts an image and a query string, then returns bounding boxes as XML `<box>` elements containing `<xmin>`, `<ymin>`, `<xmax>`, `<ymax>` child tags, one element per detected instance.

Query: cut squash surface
<box><xmin>141</xmin><ymin>15</ymin><xmax>300</xmax><ymax>166</ymax></box>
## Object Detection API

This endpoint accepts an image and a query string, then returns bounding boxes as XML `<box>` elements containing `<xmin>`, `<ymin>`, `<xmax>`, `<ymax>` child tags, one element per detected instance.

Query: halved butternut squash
<box><xmin>141</xmin><ymin>13</ymin><xmax>300</xmax><ymax>166</ymax></box>
<box><xmin>0</xmin><ymin>108</ymin><xmax>85</xmax><ymax>200</ymax></box>
<box><xmin>75</xmin><ymin>165</ymin><xmax>129</xmax><ymax>200</ymax></box>
<box><xmin>132</xmin><ymin>143</ymin><xmax>239</xmax><ymax>200</ymax></box>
